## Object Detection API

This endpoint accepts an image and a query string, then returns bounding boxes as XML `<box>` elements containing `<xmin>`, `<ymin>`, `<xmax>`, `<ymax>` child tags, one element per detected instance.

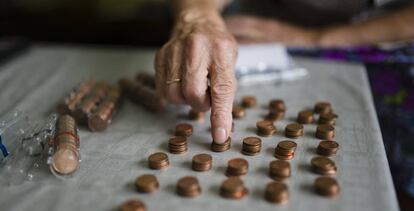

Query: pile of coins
<box><xmin>51</xmin><ymin>115</ymin><xmax>80</xmax><ymax>175</ymax></box>
<box><xmin>119</xmin><ymin>77</ymin><xmax>165</xmax><ymax>113</ymax></box>
<box><xmin>269</xmin><ymin>160</ymin><xmax>291</xmax><ymax>181</ymax></box>
<box><xmin>168</xmin><ymin>136</ymin><xmax>188</xmax><ymax>154</ymax></box>
<box><xmin>269</xmin><ymin>99</ymin><xmax>285</xmax><ymax>111</ymax></box>
<box><xmin>211</xmin><ymin>137</ymin><xmax>231</xmax><ymax>152</ymax></box>
<box><xmin>220</xmin><ymin>177</ymin><xmax>249</xmax><ymax>199</ymax></box>
<box><xmin>314</xmin><ymin>101</ymin><xmax>332</xmax><ymax>114</ymax></box>
<box><xmin>148</xmin><ymin>152</ymin><xmax>169</xmax><ymax>170</ymax></box>
<box><xmin>284</xmin><ymin>123</ymin><xmax>304</xmax><ymax>138</ymax></box>
<box><xmin>274</xmin><ymin>140</ymin><xmax>297</xmax><ymax>160</ymax></box>
<box><xmin>256</xmin><ymin>120</ymin><xmax>277</xmax><ymax>137</ymax></box>
<box><xmin>241</xmin><ymin>137</ymin><xmax>262</xmax><ymax>156</ymax></box>
<box><xmin>317</xmin><ymin>140</ymin><xmax>339</xmax><ymax>156</ymax></box>
<box><xmin>226</xmin><ymin>158</ymin><xmax>249</xmax><ymax>176</ymax></box>
<box><xmin>119</xmin><ymin>199</ymin><xmax>146</xmax><ymax>211</ymax></box>
<box><xmin>241</xmin><ymin>96</ymin><xmax>257</xmax><ymax>108</ymax></box>
<box><xmin>192</xmin><ymin>154</ymin><xmax>213</xmax><ymax>171</ymax></box>
<box><xmin>266</xmin><ymin>108</ymin><xmax>285</xmax><ymax>121</ymax></box>
<box><xmin>176</xmin><ymin>176</ymin><xmax>202</xmax><ymax>197</ymax></box>
<box><xmin>264</xmin><ymin>181</ymin><xmax>289</xmax><ymax>204</ymax></box>
<box><xmin>311</xmin><ymin>157</ymin><xmax>337</xmax><ymax>175</ymax></box>
<box><xmin>297</xmin><ymin>110</ymin><xmax>314</xmax><ymax>124</ymax></box>
<box><xmin>56</xmin><ymin>80</ymin><xmax>122</xmax><ymax>132</ymax></box>
<box><xmin>135</xmin><ymin>174</ymin><xmax>159</xmax><ymax>193</ymax></box>
<box><xmin>232</xmin><ymin>106</ymin><xmax>246</xmax><ymax>119</ymax></box>
<box><xmin>315</xmin><ymin>124</ymin><xmax>335</xmax><ymax>139</ymax></box>
<box><xmin>188</xmin><ymin>109</ymin><xmax>205</xmax><ymax>121</ymax></box>
<box><xmin>175</xmin><ymin>123</ymin><xmax>193</xmax><ymax>137</ymax></box>
<box><xmin>318</xmin><ymin>113</ymin><xmax>338</xmax><ymax>125</ymax></box>
<box><xmin>314</xmin><ymin>177</ymin><xmax>340</xmax><ymax>197</ymax></box>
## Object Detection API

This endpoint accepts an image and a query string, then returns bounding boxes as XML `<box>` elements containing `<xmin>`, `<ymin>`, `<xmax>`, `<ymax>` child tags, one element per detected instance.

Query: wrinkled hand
<box><xmin>155</xmin><ymin>11</ymin><xmax>238</xmax><ymax>143</ymax></box>
<box><xmin>225</xmin><ymin>15</ymin><xmax>320</xmax><ymax>47</ymax></box>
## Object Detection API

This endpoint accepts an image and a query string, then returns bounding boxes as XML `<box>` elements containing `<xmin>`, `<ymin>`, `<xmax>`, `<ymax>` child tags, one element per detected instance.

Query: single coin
<box><xmin>175</xmin><ymin>123</ymin><xmax>193</xmax><ymax>137</ymax></box>
<box><xmin>135</xmin><ymin>174</ymin><xmax>159</xmax><ymax>193</ymax></box>
<box><xmin>314</xmin><ymin>176</ymin><xmax>340</xmax><ymax>197</ymax></box>
<box><xmin>119</xmin><ymin>199</ymin><xmax>146</xmax><ymax>211</ymax></box>
<box><xmin>242</xmin><ymin>96</ymin><xmax>257</xmax><ymax>108</ymax></box>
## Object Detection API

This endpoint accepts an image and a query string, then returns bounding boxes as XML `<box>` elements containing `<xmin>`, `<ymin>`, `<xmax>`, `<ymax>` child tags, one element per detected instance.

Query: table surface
<box><xmin>0</xmin><ymin>45</ymin><xmax>399</xmax><ymax>211</ymax></box>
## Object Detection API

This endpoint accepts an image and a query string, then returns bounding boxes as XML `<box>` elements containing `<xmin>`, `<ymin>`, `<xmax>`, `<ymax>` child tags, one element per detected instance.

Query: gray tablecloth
<box><xmin>0</xmin><ymin>45</ymin><xmax>399</xmax><ymax>211</ymax></box>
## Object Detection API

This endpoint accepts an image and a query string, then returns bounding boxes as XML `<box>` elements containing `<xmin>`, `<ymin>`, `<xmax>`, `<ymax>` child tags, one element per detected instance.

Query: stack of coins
<box><xmin>284</xmin><ymin>123</ymin><xmax>304</xmax><ymax>138</ymax></box>
<box><xmin>241</xmin><ymin>96</ymin><xmax>257</xmax><ymax>108</ymax></box>
<box><xmin>317</xmin><ymin>140</ymin><xmax>339</xmax><ymax>156</ymax></box>
<box><xmin>211</xmin><ymin>137</ymin><xmax>231</xmax><ymax>152</ymax></box>
<box><xmin>88</xmin><ymin>86</ymin><xmax>122</xmax><ymax>132</ymax></box>
<box><xmin>264</xmin><ymin>181</ymin><xmax>289</xmax><ymax>204</ymax></box>
<box><xmin>311</xmin><ymin>157</ymin><xmax>337</xmax><ymax>175</ymax></box>
<box><xmin>297</xmin><ymin>110</ymin><xmax>314</xmax><ymax>124</ymax></box>
<box><xmin>168</xmin><ymin>136</ymin><xmax>188</xmax><ymax>154</ymax></box>
<box><xmin>136</xmin><ymin>72</ymin><xmax>156</xmax><ymax>89</ymax></box>
<box><xmin>241</xmin><ymin>137</ymin><xmax>262</xmax><ymax>156</ymax></box>
<box><xmin>51</xmin><ymin>115</ymin><xmax>80</xmax><ymax>175</ymax></box>
<box><xmin>315</xmin><ymin>124</ymin><xmax>335</xmax><ymax>139</ymax></box>
<box><xmin>188</xmin><ymin>109</ymin><xmax>204</xmax><ymax>121</ymax></box>
<box><xmin>220</xmin><ymin>177</ymin><xmax>248</xmax><ymax>199</ymax></box>
<box><xmin>119</xmin><ymin>78</ymin><xmax>166</xmax><ymax>112</ymax></box>
<box><xmin>314</xmin><ymin>177</ymin><xmax>340</xmax><ymax>197</ymax></box>
<box><xmin>274</xmin><ymin>140</ymin><xmax>297</xmax><ymax>160</ymax></box>
<box><xmin>265</xmin><ymin>108</ymin><xmax>285</xmax><ymax>121</ymax></box>
<box><xmin>148</xmin><ymin>152</ymin><xmax>169</xmax><ymax>170</ymax></box>
<box><xmin>192</xmin><ymin>154</ymin><xmax>213</xmax><ymax>171</ymax></box>
<box><xmin>175</xmin><ymin>123</ymin><xmax>193</xmax><ymax>137</ymax></box>
<box><xmin>256</xmin><ymin>120</ymin><xmax>277</xmax><ymax>137</ymax></box>
<box><xmin>226</xmin><ymin>158</ymin><xmax>249</xmax><ymax>176</ymax></box>
<box><xmin>176</xmin><ymin>176</ymin><xmax>202</xmax><ymax>197</ymax></box>
<box><xmin>269</xmin><ymin>99</ymin><xmax>286</xmax><ymax>111</ymax></box>
<box><xmin>314</xmin><ymin>102</ymin><xmax>332</xmax><ymax>114</ymax></box>
<box><xmin>232</xmin><ymin>106</ymin><xmax>246</xmax><ymax>119</ymax></box>
<box><xmin>73</xmin><ymin>82</ymin><xmax>109</xmax><ymax>124</ymax></box>
<box><xmin>318</xmin><ymin>113</ymin><xmax>338</xmax><ymax>125</ymax></box>
<box><xmin>119</xmin><ymin>199</ymin><xmax>146</xmax><ymax>211</ymax></box>
<box><xmin>56</xmin><ymin>79</ymin><xmax>95</xmax><ymax>115</ymax></box>
<box><xmin>269</xmin><ymin>160</ymin><xmax>291</xmax><ymax>181</ymax></box>
<box><xmin>135</xmin><ymin>174</ymin><xmax>159</xmax><ymax>193</ymax></box>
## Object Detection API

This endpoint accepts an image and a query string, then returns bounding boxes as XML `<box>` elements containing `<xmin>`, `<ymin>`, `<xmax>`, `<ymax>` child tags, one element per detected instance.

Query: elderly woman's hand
<box><xmin>155</xmin><ymin>9</ymin><xmax>238</xmax><ymax>143</ymax></box>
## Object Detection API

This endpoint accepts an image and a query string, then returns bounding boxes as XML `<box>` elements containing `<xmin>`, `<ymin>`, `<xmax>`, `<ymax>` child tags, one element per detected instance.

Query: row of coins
<box><xmin>56</xmin><ymin>80</ymin><xmax>122</xmax><ymax>132</ymax></box>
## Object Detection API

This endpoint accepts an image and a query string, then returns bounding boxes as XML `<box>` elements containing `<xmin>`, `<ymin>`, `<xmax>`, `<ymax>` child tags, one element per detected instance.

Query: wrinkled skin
<box><xmin>155</xmin><ymin>11</ymin><xmax>238</xmax><ymax>143</ymax></box>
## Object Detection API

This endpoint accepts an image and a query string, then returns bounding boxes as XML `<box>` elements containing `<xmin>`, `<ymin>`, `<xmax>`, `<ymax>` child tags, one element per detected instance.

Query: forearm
<box><xmin>319</xmin><ymin>5</ymin><xmax>414</xmax><ymax>46</ymax></box>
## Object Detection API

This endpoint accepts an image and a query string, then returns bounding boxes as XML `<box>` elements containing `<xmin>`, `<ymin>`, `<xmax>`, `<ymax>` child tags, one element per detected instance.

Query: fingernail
<box><xmin>213</xmin><ymin>127</ymin><xmax>227</xmax><ymax>144</ymax></box>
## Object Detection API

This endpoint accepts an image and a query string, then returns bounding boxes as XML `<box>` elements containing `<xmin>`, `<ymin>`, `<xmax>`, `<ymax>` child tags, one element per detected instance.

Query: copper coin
<box><xmin>266</xmin><ymin>108</ymin><xmax>285</xmax><ymax>121</ymax></box>
<box><xmin>285</xmin><ymin>123</ymin><xmax>304</xmax><ymax>138</ymax></box>
<box><xmin>316</xmin><ymin>124</ymin><xmax>335</xmax><ymax>139</ymax></box>
<box><xmin>269</xmin><ymin>160</ymin><xmax>291</xmax><ymax>180</ymax></box>
<box><xmin>314</xmin><ymin>102</ymin><xmax>332</xmax><ymax>114</ymax></box>
<box><xmin>232</xmin><ymin>106</ymin><xmax>246</xmax><ymax>118</ymax></box>
<box><xmin>119</xmin><ymin>199</ymin><xmax>146</xmax><ymax>211</ymax></box>
<box><xmin>175</xmin><ymin>123</ymin><xmax>193</xmax><ymax>137</ymax></box>
<box><xmin>265</xmin><ymin>181</ymin><xmax>289</xmax><ymax>204</ymax></box>
<box><xmin>318</xmin><ymin>113</ymin><xmax>338</xmax><ymax>125</ymax></box>
<box><xmin>314</xmin><ymin>176</ymin><xmax>340</xmax><ymax>197</ymax></box>
<box><xmin>192</xmin><ymin>154</ymin><xmax>213</xmax><ymax>171</ymax></box>
<box><xmin>256</xmin><ymin>120</ymin><xmax>277</xmax><ymax>137</ymax></box>
<box><xmin>169</xmin><ymin>136</ymin><xmax>187</xmax><ymax>146</ymax></box>
<box><xmin>241</xmin><ymin>96</ymin><xmax>257</xmax><ymax>108</ymax></box>
<box><xmin>211</xmin><ymin>137</ymin><xmax>231</xmax><ymax>152</ymax></box>
<box><xmin>135</xmin><ymin>174</ymin><xmax>159</xmax><ymax>193</ymax></box>
<box><xmin>311</xmin><ymin>156</ymin><xmax>337</xmax><ymax>175</ymax></box>
<box><xmin>176</xmin><ymin>176</ymin><xmax>201</xmax><ymax>197</ymax></box>
<box><xmin>269</xmin><ymin>99</ymin><xmax>285</xmax><ymax>111</ymax></box>
<box><xmin>317</xmin><ymin>140</ymin><xmax>339</xmax><ymax>156</ymax></box>
<box><xmin>243</xmin><ymin>137</ymin><xmax>261</xmax><ymax>146</ymax></box>
<box><xmin>297</xmin><ymin>110</ymin><xmax>314</xmax><ymax>124</ymax></box>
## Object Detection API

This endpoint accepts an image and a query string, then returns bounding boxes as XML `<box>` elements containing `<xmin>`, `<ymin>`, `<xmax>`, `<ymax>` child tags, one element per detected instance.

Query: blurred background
<box><xmin>1</xmin><ymin>0</ymin><xmax>414</xmax><ymax>210</ymax></box>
